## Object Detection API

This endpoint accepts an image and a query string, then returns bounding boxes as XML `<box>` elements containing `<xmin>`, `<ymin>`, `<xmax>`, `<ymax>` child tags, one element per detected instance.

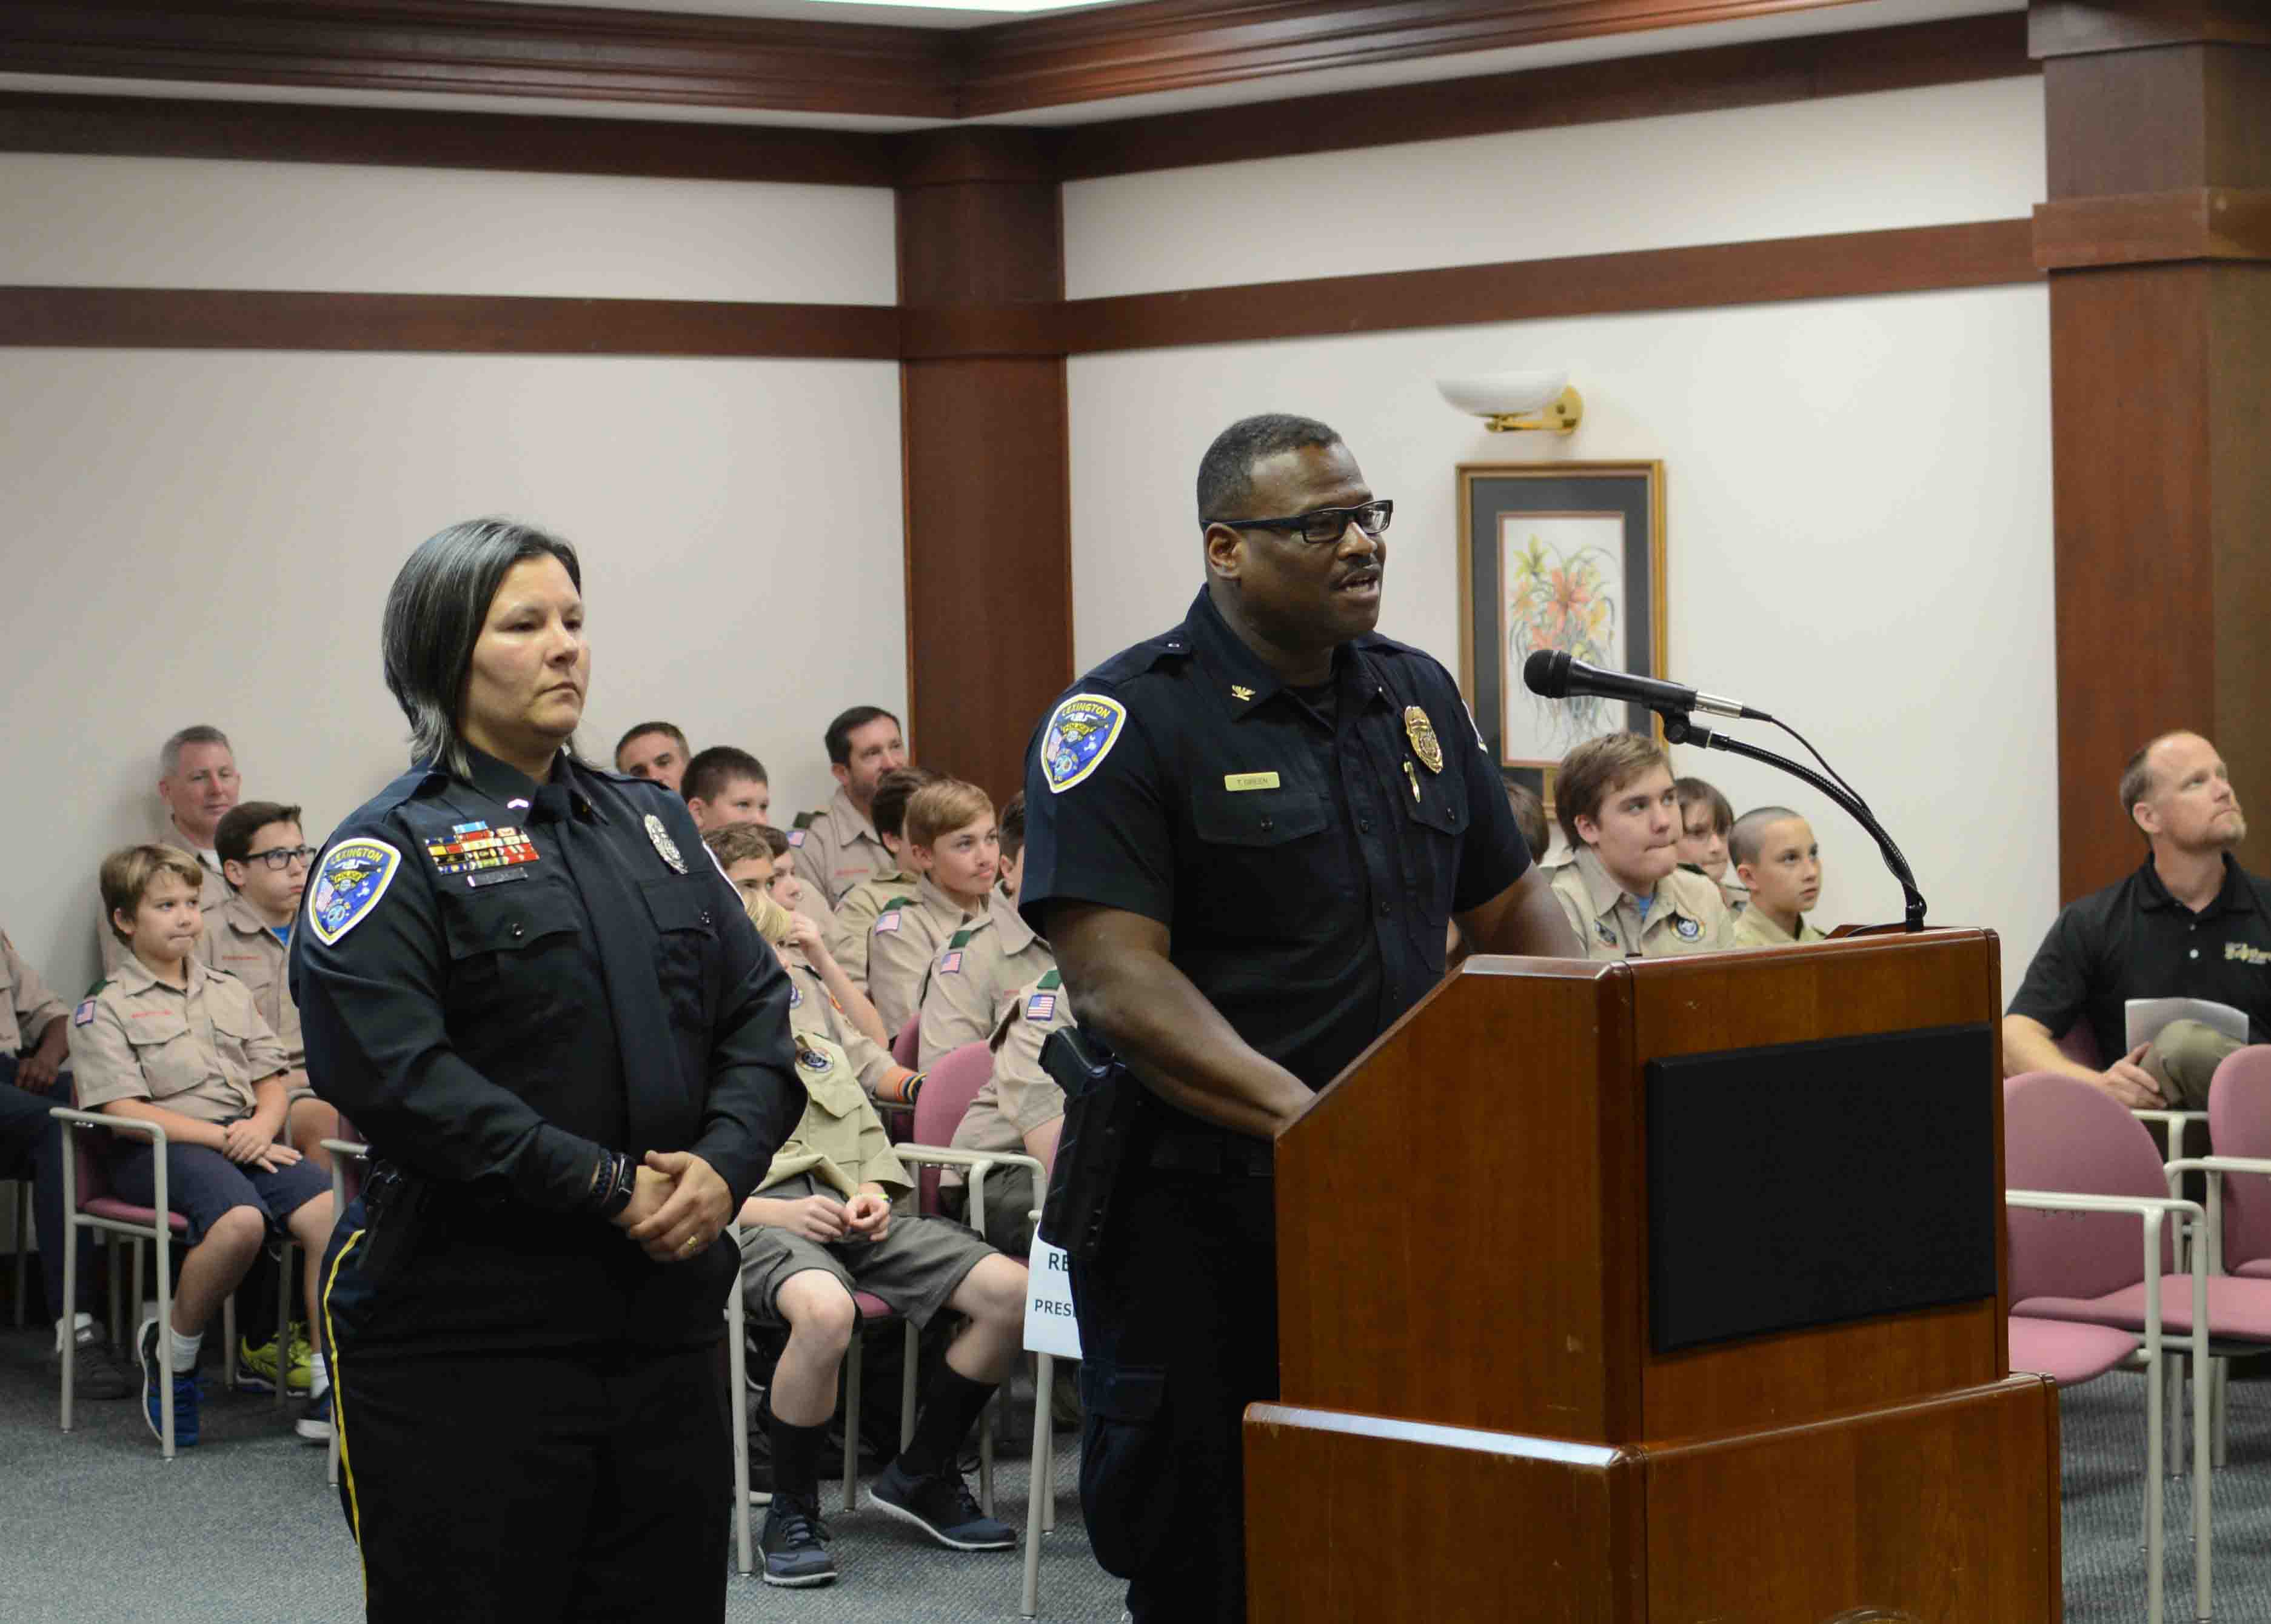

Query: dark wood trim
<box><xmin>1053</xmin><ymin>12</ymin><xmax>2033</xmax><ymax>177</ymax></box>
<box><xmin>1049</xmin><ymin>221</ymin><xmax>2041</xmax><ymax>354</ymax></box>
<box><xmin>2034</xmin><ymin>187</ymin><xmax>2271</xmax><ymax>269</ymax></box>
<box><xmin>0</xmin><ymin>286</ymin><xmax>900</xmax><ymax>358</ymax></box>
<box><xmin>0</xmin><ymin>1</ymin><xmax>956</xmax><ymax>120</ymax></box>
<box><xmin>0</xmin><ymin>90</ymin><xmax>902</xmax><ymax>185</ymax></box>
<box><xmin>2032</xmin><ymin>0</ymin><xmax>2271</xmax><ymax>59</ymax></box>
<box><xmin>955</xmin><ymin>0</ymin><xmax>1875</xmax><ymax>118</ymax></box>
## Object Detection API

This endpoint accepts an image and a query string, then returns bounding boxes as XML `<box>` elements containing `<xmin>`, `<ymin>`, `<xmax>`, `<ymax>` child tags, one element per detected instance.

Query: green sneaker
<box><xmin>236</xmin><ymin>1329</ymin><xmax>314</xmax><ymax>1395</ymax></box>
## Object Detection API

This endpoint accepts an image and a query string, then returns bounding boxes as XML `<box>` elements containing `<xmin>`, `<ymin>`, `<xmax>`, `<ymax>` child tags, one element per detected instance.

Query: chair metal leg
<box><xmin>130</xmin><ymin>1238</ymin><xmax>144</xmax><ymax>1352</ymax></box>
<box><xmin>155</xmin><ymin>1159</ymin><xmax>175</xmax><ymax>1462</ymax></box>
<box><xmin>844</xmin><ymin>1320</ymin><xmax>864</xmax><ymax>1515</ymax></box>
<box><xmin>107</xmin><ymin>1232</ymin><xmax>121</xmax><ymax>1348</ymax></box>
<box><xmin>727</xmin><ymin>1255</ymin><xmax>752</xmax><ymax>1577</ymax></box>
<box><xmin>1022</xmin><ymin>1353</ymin><xmax>1052</xmax><ymax>1619</ymax></box>
<box><xmin>2147</xmin><ymin>1349</ymin><xmax>2166</xmax><ymax>1624</ymax></box>
<box><xmin>57</xmin><ymin>1160</ymin><xmax>78</xmax><ymax>1434</ymax></box>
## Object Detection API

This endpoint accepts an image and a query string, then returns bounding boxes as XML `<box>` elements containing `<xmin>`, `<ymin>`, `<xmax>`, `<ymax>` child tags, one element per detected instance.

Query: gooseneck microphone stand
<box><xmin>1656</xmin><ymin>710</ymin><xmax>1928</xmax><ymax>934</ymax></box>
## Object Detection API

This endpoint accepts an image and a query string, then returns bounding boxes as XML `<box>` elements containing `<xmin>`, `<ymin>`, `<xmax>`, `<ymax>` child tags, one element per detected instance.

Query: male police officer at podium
<box><xmin>1020</xmin><ymin>415</ymin><xmax>1583</xmax><ymax>1623</ymax></box>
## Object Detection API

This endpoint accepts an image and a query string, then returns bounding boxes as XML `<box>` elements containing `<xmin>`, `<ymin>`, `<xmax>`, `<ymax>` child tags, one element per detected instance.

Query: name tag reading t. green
<box><xmin>1224</xmin><ymin>772</ymin><xmax>1281</xmax><ymax>792</ymax></box>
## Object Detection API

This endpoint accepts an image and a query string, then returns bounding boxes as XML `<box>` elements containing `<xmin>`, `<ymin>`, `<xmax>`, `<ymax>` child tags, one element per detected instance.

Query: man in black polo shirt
<box><xmin>1019</xmin><ymin>413</ymin><xmax>1582</xmax><ymax>1624</ymax></box>
<box><xmin>2005</xmin><ymin>730</ymin><xmax>2271</xmax><ymax>1108</ymax></box>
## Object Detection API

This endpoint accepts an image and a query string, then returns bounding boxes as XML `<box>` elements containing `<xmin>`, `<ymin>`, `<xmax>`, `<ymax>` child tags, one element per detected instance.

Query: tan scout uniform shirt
<box><xmin>754</xmin><ymin>1034</ymin><xmax>912</xmax><ymax>1200</ymax></box>
<box><xmin>196</xmin><ymin>895</ymin><xmax>304</xmax><ymax>1067</ymax></box>
<box><xmin>1731</xmin><ymin>908</ymin><xmax>1827</xmax><ymax>949</ymax></box>
<box><xmin>96</xmin><ymin>815</ymin><xmax>233</xmax><ymax>974</ymax></box>
<box><xmin>866</xmin><ymin>875</ymin><xmax>975</xmax><ymax>1038</ymax></box>
<box><xmin>790</xmin><ymin>788</ymin><xmax>896</xmax><ymax>909</ymax></box>
<box><xmin>1546</xmin><ymin>847</ymin><xmax>1735</xmax><ymax>962</ymax></box>
<box><xmin>950</xmin><ymin>971</ymin><xmax>1075</xmax><ymax>1165</ymax></box>
<box><xmin>917</xmin><ymin>887</ymin><xmax>1056</xmax><ymax>1068</ymax></box>
<box><xmin>0</xmin><ymin>930</ymin><xmax>68</xmax><ymax>1057</ymax></box>
<box><xmin>826</xmin><ymin>866</ymin><xmax>917</xmax><ymax>992</ymax></box>
<box><xmin>70</xmin><ymin>954</ymin><xmax>289</xmax><ymax>1125</ymax></box>
<box><xmin>781</xmin><ymin>945</ymin><xmax>918</xmax><ymax>1104</ymax></box>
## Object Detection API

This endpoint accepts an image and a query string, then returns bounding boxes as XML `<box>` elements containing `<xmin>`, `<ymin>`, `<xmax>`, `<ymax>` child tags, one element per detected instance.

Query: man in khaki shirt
<box><xmin>98</xmin><ymin>725</ymin><xmax>242</xmax><ymax>973</ymax></box>
<box><xmin>0</xmin><ymin>926</ymin><xmax>135</xmax><ymax>1392</ymax></box>
<box><xmin>917</xmin><ymin>878</ymin><xmax>1055</xmax><ymax>1068</ymax></box>
<box><xmin>948</xmin><ymin>969</ymin><xmax>1074</xmax><ymax>1255</ymax></box>
<box><xmin>1544</xmin><ymin>733</ymin><xmax>1734</xmax><ymax>961</ymax></box>
<box><xmin>792</xmin><ymin>706</ymin><xmax>908</xmax><ymax>908</ymax></box>
<box><xmin>1729</xmin><ymin>807</ymin><xmax>1828</xmax><ymax>949</ymax></box>
<box><xmin>734</xmin><ymin>1026</ymin><xmax>1026</xmax><ymax>1582</ymax></box>
<box><xmin>827</xmin><ymin>768</ymin><xmax>931</xmax><ymax>992</ymax></box>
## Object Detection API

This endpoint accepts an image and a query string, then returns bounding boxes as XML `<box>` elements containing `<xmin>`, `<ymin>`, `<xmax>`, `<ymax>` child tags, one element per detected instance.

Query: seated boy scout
<box><xmin>947</xmin><ymin>969</ymin><xmax>1074</xmax><ymax>1257</ymax></box>
<box><xmin>792</xmin><ymin>706</ymin><xmax>910</xmax><ymax>908</ymax></box>
<box><xmin>71</xmin><ymin>844</ymin><xmax>336</xmax><ymax>1448</ymax></box>
<box><xmin>734</xmin><ymin>894</ymin><xmax>1025</xmax><ymax>1586</ymax></box>
<box><xmin>866</xmin><ymin>779</ymin><xmax>998</xmax><ymax>1037</ymax></box>
<box><xmin>1674</xmin><ymin>775</ymin><xmax>1747</xmax><ymax>914</ymax></box>
<box><xmin>915</xmin><ymin>810</ymin><xmax>1054</xmax><ymax>1068</ymax></box>
<box><xmin>827</xmin><ymin>767</ymin><xmax>931</xmax><ymax>992</ymax></box>
<box><xmin>1544</xmin><ymin>733</ymin><xmax>1734</xmax><ymax>960</ymax></box>
<box><xmin>1728</xmin><ymin>806</ymin><xmax>1827</xmax><ymax>949</ymax></box>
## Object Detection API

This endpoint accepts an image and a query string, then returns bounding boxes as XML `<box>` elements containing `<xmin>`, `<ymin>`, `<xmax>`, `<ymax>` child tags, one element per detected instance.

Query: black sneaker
<box><xmin>760</xmin><ymin>1494</ymin><xmax>837</xmax><ymax>1588</ymax></box>
<box><xmin>867</xmin><ymin>1460</ymin><xmax>1016</xmax><ymax>1551</ymax></box>
<box><xmin>53</xmin><ymin>1323</ymin><xmax>136</xmax><ymax>1400</ymax></box>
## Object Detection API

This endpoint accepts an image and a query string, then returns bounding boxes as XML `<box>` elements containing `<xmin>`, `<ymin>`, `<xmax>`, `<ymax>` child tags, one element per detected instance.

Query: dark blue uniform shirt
<box><xmin>1019</xmin><ymin>586</ymin><xmax>1531</xmax><ymax>1100</ymax></box>
<box><xmin>2008</xmin><ymin>854</ymin><xmax>2271</xmax><ymax>1064</ymax></box>
<box><xmin>292</xmin><ymin>745</ymin><xmax>799</xmax><ymax>1346</ymax></box>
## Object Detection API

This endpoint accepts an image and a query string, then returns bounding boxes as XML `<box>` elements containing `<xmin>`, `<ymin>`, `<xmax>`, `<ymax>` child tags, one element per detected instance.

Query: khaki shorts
<box><xmin>738</xmin><ymin>1174</ymin><xmax>994</xmax><ymax>1331</ymax></box>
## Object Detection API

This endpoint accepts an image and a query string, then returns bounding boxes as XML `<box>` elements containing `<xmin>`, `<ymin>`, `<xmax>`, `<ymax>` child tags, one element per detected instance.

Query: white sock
<box><xmin>167</xmin><ymin>1326</ymin><xmax>203</xmax><ymax>1371</ymax></box>
<box><xmin>53</xmin><ymin>1310</ymin><xmax>93</xmax><ymax>1354</ymax></box>
<box><xmin>307</xmin><ymin>1351</ymin><xmax>330</xmax><ymax>1399</ymax></box>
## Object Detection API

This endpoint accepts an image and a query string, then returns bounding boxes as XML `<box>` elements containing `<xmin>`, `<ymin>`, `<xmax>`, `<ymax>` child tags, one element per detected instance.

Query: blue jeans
<box><xmin>0</xmin><ymin>1055</ymin><xmax>92</xmax><ymax>1324</ymax></box>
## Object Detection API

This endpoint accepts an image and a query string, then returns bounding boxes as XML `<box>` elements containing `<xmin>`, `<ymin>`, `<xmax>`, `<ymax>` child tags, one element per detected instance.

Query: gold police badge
<box><xmin>1403</xmin><ymin>706</ymin><xmax>1443</xmax><ymax>774</ymax></box>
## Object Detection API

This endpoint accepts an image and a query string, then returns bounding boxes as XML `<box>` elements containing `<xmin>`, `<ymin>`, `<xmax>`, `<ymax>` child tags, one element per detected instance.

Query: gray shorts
<box><xmin>738</xmin><ymin>1174</ymin><xmax>994</xmax><ymax>1331</ymax></box>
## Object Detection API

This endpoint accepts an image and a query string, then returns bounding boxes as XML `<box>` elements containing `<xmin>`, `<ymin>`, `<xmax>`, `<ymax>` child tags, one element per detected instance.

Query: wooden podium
<box><xmin>1246</xmin><ymin>928</ymin><xmax>2061</xmax><ymax>1622</ymax></box>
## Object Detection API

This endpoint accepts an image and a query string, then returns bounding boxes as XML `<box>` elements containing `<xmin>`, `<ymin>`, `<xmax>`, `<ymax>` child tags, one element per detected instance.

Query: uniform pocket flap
<box><xmin>121</xmin><ymin>1011</ymin><xmax>190</xmax><ymax>1047</ymax></box>
<box><xmin>1190</xmin><ymin>787</ymin><xmax>1328</xmax><ymax>848</ymax></box>
<box><xmin>1092</xmin><ymin>1363</ymin><xmax>1167</xmax><ymax>1423</ymax></box>
<box><xmin>206</xmin><ymin>999</ymin><xmax>261</xmax><ymax>1040</ymax></box>
<box><xmin>440</xmin><ymin>887</ymin><xmax>583</xmax><ymax>958</ymax></box>
<box><xmin>638</xmin><ymin>875</ymin><xmax>717</xmax><ymax>935</ymax></box>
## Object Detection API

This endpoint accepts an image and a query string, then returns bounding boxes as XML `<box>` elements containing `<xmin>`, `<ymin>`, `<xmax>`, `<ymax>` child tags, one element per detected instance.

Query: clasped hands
<box><xmin>614</xmin><ymin>1150</ymin><xmax>735</xmax><ymax>1265</ymax></box>
<box><xmin>220</xmin><ymin>1114</ymin><xmax>298</xmax><ymax>1173</ymax></box>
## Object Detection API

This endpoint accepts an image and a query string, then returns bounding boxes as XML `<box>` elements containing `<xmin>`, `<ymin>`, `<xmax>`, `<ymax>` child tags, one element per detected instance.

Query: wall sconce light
<box><xmin>1436</xmin><ymin>369</ymin><xmax>1584</xmax><ymax>434</ymax></box>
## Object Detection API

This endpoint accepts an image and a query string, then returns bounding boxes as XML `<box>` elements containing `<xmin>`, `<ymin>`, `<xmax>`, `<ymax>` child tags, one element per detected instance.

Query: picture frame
<box><xmin>1456</xmin><ymin>461</ymin><xmax>1668</xmax><ymax>818</ymax></box>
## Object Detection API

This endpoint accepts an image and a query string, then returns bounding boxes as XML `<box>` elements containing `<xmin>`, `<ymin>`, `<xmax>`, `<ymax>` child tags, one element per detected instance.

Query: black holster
<box><xmin>1037</xmin><ymin>1025</ymin><xmax>1142</xmax><ymax>1262</ymax></box>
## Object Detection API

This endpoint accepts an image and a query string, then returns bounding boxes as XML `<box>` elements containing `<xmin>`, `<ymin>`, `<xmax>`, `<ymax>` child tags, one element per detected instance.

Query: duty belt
<box><xmin>1146</xmin><ymin>1128</ymin><xmax>1274</xmax><ymax>1178</ymax></box>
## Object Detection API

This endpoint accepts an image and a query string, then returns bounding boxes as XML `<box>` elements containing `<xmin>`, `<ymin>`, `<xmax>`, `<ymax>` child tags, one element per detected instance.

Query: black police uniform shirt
<box><xmin>2008</xmin><ymin>853</ymin><xmax>2271</xmax><ymax>1064</ymax></box>
<box><xmin>1018</xmin><ymin>585</ymin><xmax>1532</xmax><ymax>1103</ymax></box>
<box><xmin>291</xmin><ymin>745</ymin><xmax>800</xmax><ymax>1346</ymax></box>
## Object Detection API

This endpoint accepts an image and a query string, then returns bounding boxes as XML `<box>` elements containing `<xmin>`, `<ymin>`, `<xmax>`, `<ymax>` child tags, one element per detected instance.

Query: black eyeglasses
<box><xmin>1216</xmin><ymin>500</ymin><xmax>1393</xmax><ymax>546</ymax></box>
<box><xmin>243</xmin><ymin>846</ymin><xmax>316</xmax><ymax>871</ymax></box>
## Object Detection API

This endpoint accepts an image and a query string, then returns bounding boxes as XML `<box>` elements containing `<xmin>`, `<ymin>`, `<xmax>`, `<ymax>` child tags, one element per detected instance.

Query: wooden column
<box><xmin>2034</xmin><ymin>1</ymin><xmax>2271</xmax><ymax>898</ymax></box>
<box><xmin>895</xmin><ymin>128</ymin><xmax>1072</xmax><ymax>803</ymax></box>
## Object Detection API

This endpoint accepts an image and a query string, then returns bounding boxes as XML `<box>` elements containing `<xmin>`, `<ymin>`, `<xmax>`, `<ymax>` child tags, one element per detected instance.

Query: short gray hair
<box><xmin>381</xmin><ymin>517</ymin><xmax>583</xmax><ymax>777</ymax></box>
<box><xmin>159</xmin><ymin>725</ymin><xmax>232</xmax><ymax>779</ymax></box>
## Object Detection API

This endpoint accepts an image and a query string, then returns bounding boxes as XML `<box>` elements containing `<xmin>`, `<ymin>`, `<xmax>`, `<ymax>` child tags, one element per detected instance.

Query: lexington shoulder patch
<box><xmin>1040</xmin><ymin>693</ymin><xmax>1127</xmax><ymax>794</ymax></box>
<box><xmin>307</xmin><ymin>837</ymin><xmax>403</xmax><ymax>947</ymax></box>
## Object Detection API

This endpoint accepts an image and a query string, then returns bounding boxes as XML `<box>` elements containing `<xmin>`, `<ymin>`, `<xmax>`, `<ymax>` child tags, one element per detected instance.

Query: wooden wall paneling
<box><xmin>1059</xmin><ymin>221</ymin><xmax>2041</xmax><ymax>353</ymax></box>
<box><xmin>0</xmin><ymin>286</ymin><xmax>901</xmax><ymax>357</ymax></box>
<box><xmin>1054</xmin><ymin>13</ymin><xmax>2032</xmax><ymax>179</ymax></box>
<box><xmin>895</xmin><ymin>129</ymin><xmax>1072</xmax><ymax>803</ymax></box>
<box><xmin>0</xmin><ymin>90</ymin><xmax>903</xmax><ymax>185</ymax></box>
<box><xmin>2035</xmin><ymin>1</ymin><xmax>2271</xmax><ymax>898</ymax></box>
<box><xmin>0</xmin><ymin>1</ymin><xmax>956</xmax><ymax>120</ymax></box>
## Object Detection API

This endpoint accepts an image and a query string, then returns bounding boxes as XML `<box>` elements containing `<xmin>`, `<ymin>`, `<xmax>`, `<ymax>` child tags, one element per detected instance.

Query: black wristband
<box><xmin>595</xmin><ymin>1151</ymin><xmax>635</xmax><ymax>1219</ymax></box>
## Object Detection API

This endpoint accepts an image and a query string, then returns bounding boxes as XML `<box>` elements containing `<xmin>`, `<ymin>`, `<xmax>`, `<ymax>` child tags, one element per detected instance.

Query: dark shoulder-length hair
<box><xmin>381</xmin><ymin>517</ymin><xmax>583</xmax><ymax>777</ymax></box>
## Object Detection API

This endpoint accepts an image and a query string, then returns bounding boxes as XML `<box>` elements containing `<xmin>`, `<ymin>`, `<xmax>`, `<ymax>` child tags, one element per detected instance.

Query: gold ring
<box><xmin>681</xmin><ymin>1235</ymin><xmax>702</xmax><ymax>1254</ymax></box>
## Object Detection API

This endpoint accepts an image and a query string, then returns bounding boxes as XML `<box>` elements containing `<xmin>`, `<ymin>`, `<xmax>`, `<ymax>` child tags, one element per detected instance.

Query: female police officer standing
<box><xmin>293</xmin><ymin>519</ymin><xmax>799</xmax><ymax>1622</ymax></box>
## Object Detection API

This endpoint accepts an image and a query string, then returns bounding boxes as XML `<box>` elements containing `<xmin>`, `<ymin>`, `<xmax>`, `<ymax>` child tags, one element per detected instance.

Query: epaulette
<box><xmin>881</xmin><ymin>894</ymin><xmax>918</xmax><ymax>912</ymax></box>
<box><xmin>793</xmin><ymin>809</ymin><xmax>822</xmax><ymax>831</ymax></box>
<box><xmin>1036</xmin><ymin>967</ymin><xmax>1062</xmax><ymax>992</ymax></box>
<box><xmin>1084</xmin><ymin>623</ymin><xmax>1194</xmax><ymax>686</ymax></box>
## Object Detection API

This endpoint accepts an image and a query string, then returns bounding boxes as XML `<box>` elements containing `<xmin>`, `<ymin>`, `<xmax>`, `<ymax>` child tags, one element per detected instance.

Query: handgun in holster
<box><xmin>1037</xmin><ymin>1024</ymin><xmax>1144</xmax><ymax>1263</ymax></box>
<box><xmin>355</xmin><ymin>1162</ymin><xmax>430</xmax><ymax>1284</ymax></box>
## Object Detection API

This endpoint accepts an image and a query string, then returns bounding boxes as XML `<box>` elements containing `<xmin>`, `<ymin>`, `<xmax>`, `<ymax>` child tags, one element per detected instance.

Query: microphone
<box><xmin>1522</xmin><ymin>649</ymin><xmax>1764</xmax><ymax>721</ymax></box>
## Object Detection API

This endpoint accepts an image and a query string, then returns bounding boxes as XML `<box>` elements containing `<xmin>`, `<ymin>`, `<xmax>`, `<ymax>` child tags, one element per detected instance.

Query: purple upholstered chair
<box><xmin>2005</xmin><ymin>1071</ymin><xmax>2212</xmax><ymax>1624</ymax></box>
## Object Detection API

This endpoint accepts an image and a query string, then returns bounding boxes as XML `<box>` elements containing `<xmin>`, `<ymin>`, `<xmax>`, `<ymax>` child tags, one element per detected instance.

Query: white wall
<box><xmin>0</xmin><ymin>153</ymin><xmax>898</xmax><ymax>302</ymax></box>
<box><xmin>1064</xmin><ymin>77</ymin><xmax>2045</xmax><ymax>299</ymax></box>
<box><xmin>1063</xmin><ymin>78</ymin><xmax>2058</xmax><ymax>999</ymax></box>
<box><xmin>0</xmin><ymin>348</ymin><xmax>906</xmax><ymax>1000</ymax></box>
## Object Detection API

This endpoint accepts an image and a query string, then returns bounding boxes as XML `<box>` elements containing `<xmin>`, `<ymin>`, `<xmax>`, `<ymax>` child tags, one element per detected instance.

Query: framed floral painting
<box><xmin>1456</xmin><ymin>462</ymin><xmax>1667</xmax><ymax>807</ymax></box>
